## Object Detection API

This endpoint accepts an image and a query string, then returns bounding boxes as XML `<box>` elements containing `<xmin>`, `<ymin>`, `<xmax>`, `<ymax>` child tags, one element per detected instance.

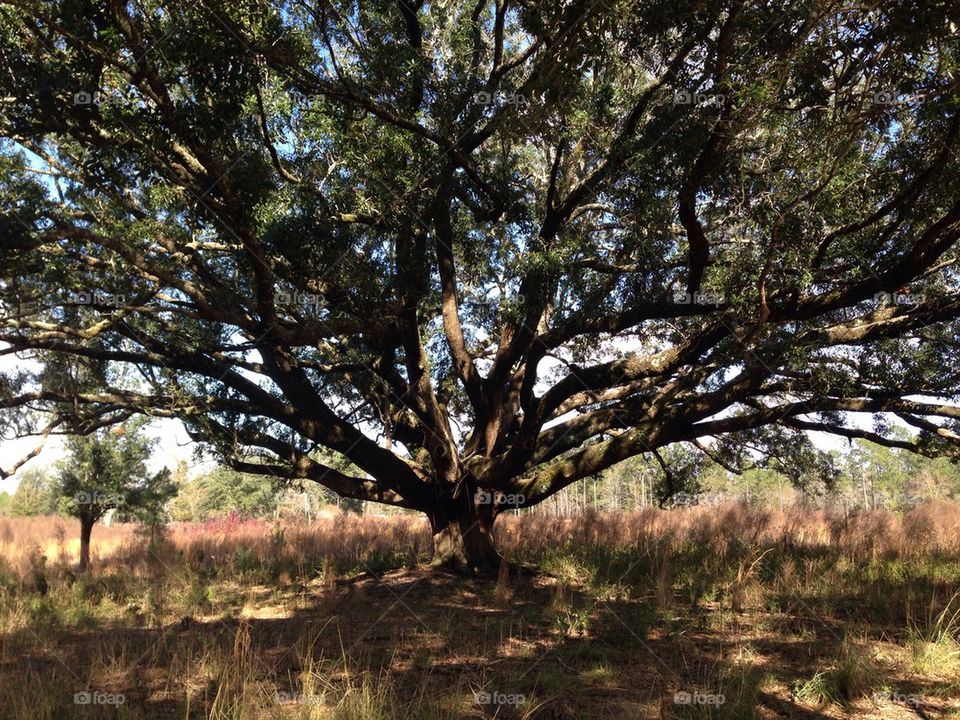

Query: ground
<box><xmin>0</xmin><ymin>505</ymin><xmax>959</xmax><ymax>718</ymax></box>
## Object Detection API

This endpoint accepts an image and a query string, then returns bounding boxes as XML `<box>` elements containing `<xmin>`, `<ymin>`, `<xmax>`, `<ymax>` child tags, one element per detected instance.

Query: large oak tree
<box><xmin>1</xmin><ymin>0</ymin><xmax>959</xmax><ymax>572</ymax></box>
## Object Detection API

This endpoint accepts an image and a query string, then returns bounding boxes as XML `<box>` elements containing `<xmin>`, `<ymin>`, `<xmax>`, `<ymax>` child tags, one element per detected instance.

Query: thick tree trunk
<box><xmin>79</xmin><ymin>518</ymin><xmax>94</xmax><ymax>572</ymax></box>
<box><xmin>428</xmin><ymin>497</ymin><xmax>500</xmax><ymax>575</ymax></box>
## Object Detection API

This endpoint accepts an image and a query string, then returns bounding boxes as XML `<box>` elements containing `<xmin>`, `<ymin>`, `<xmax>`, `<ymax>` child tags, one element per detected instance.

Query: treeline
<box><xmin>0</xmin><ymin>462</ymin><xmax>364</xmax><ymax>521</ymax></box>
<box><xmin>166</xmin><ymin>463</ymin><xmax>365</xmax><ymax>521</ymax></box>
<box><xmin>531</xmin><ymin>440</ymin><xmax>960</xmax><ymax>515</ymax></box>
<box><xmin>3</xmin><ymin>437</ymin><xmax>958</xmax><ymax>521</ymax></box>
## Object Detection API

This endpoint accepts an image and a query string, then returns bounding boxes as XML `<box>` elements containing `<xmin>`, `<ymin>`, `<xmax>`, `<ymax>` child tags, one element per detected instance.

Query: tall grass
<box><xmin>0</xmin><ymin>502</ymin><xmax>958</xmax><ymax>718</ymax></box>
<box><xmin>2</xmin><ymin>500</ymin><xmax>959</xmax><ymax>584</ymax></box>
<box><xmin>498</xmin><ymin>500</ymin><xmax>960</xmax><ymax>562</ymax></box>
<box><xmin>908</xmin><ymin>591</ymin><xmax>960</xmax><ymax>676</ymax></box>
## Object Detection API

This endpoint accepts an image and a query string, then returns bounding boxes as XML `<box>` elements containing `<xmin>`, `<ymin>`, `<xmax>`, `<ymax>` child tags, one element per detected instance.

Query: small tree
<box><xmin>168</xmin><ymin>461</ymin><xmax>203</xmax><ymax>522</ymax></box>
<box><xmin>54</xmin><ymin>419</ymin><xmax>175</xmax><ymax>571</ymax></box>
<box><xmin>8</xmin><ymin>467</ymin><xmax>58</xmax><ymax>516</ymax></box>
<box><xmin>115</xmin><ymin>465</ymin><xmax>176</xmax><ymax>556</ymax></box>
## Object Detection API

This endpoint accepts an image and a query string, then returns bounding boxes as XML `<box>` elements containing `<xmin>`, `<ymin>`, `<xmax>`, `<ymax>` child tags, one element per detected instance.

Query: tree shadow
<box><xmin>0</xmin><ymin>566</ymin><xmax>955</xmax><ymax>719</ymax></box>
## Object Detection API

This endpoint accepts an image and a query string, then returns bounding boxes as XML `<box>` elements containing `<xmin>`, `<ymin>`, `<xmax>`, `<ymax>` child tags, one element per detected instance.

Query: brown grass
<box><xmin>498</xmin><ymin>500</ymin><xmax>960</xmax><ymax>561</ymax></box>
<box><xmin>0</xmin><ymin>502</ymin><xmax>959</xmax><ymax>719</ymax></box>
<box><xmin>2</xmin><ymin>499</ymin><xmax>959</xmax><ymax>578</ymax></box>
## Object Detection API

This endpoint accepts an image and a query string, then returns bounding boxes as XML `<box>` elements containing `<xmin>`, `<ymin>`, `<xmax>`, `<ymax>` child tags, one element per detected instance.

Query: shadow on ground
<box><xmin>0</xmin><ymin>566</ymin><xmax>957</xmax><ymax>719</ymax></box>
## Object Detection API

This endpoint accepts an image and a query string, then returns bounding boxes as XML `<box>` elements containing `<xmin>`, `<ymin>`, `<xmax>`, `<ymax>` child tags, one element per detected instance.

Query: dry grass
<box><xmin>0</xmin><ymin>515</ymin><xmax>132</xmax><ymax>571</ymax></box>
<box><xmin>3</xmin><ymin>500</ymin><xmax>959</xmax><ymax>576</ymax></box>
<box><xmin>498</xmin><ymin>500</ymin><xmax>960</xmax><ymax>561</ymax></box>
<box><xmin>0</xmin><ymin>512</ymin><xmax>431</xmax><ymax>580</ymax></box>
<box><xmin>0</xmin><ymin>502</ymin><xmax>959</xmax><ymax>719</ymax></box>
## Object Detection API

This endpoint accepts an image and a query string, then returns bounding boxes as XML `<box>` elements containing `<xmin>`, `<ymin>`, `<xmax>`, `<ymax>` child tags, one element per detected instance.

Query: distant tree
<box><xmin>166</xmin><ymin>460</ymin><xmax>192</xmax><ymax>521</ymax></box>
<box><xmin>292</xmin><ymin>448</ymin><xmax>365</xmax><ymax>515</ymax></box>
<box><xmin>8</xmin><ymin>467</ymin><xmax>58</xmax><ymax>516</ymax></box>
<box><xmin>838</xmin><ymin>439</ymin><xmax>918</xmax><ymax>509</ymax></box>
<box><xmin>172</xmin><ymin>448</ymin><xmax>368</xmax><ymax>521</ymax></box>
<box><xmin>170</xmin><ymin>466</ymin><xmax>279</xmax><ymax>521</ymax></box>
<box><xmin>276</xmin><ymin>479</ymin><xmax>364</xmax><ymax>519</ymax></box>
<box><xmin>589</xmin><ymin>444</ymin><xmax>710</xmax><ymax>509</ymax></box>
<box><xmin>833</xmin><ymin>438</ymin><xmax>960</xmax><ymax>510</ymax></box>
<box><xmin>0</xmin><ymin>490</ymin><xmax>10</xmax><ymax>515</ymax></box>
<box><xmin>699</xmin><ymin>465</ymin><xmax>794</xmax><ymax>506</ymax></box>
<box><xmin>168</xmin><ymin>461</ymin><xmax>203</xmax><ymax>522</ymax></box>
<box><xmin>593</xmin><ymin>456</ymin><xmax>656</xmax><ymax>510</ymax></box>
<box><xmin>53</xmin><ymin>419</ymin><xmax>175</xmax><ymax>571</ymax></box>
<box><xmin>114</xmin><ymin>466</ymin><xmax>176</xmax><ymax>526</ymax></box>
<box><xmin>913</xmin><ymin>456</ymin><xmax>960</xmax><ymax>502</ymax></box>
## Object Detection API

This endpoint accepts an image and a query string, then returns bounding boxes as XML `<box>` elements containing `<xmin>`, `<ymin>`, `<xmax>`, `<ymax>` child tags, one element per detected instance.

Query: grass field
<box><xmin>1</xmin><ymin>503</ymin><xmax>959</xmax><ymax>719</ymax></box>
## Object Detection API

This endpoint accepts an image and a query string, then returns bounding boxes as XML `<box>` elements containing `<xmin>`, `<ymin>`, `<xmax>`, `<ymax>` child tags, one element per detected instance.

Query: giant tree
<box><xmin>1</xmin><ymin>1</ymin><xmax>959</xmax><ymax>573</ymax></box>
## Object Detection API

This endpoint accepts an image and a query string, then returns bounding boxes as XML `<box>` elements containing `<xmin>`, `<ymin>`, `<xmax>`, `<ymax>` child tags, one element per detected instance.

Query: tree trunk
<box><xmin>79</xmin><ymin>518</ymin><xmax>94</xmax><ymax>572</ymax></box>
<box><xmin>428</xmin><ymin>496</ymin><xmax>500</xmax><ymax>575</ymax></box>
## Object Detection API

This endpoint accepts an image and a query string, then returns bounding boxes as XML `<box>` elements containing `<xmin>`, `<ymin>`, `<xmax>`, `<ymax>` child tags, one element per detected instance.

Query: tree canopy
<box><xmin>1</xmin><ymin>0</ymin><xmax>959</xmax><ymax>571</ymax></box>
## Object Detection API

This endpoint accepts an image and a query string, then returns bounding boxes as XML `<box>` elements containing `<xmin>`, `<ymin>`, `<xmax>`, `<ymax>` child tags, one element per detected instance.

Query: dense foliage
<box><xmin>1</xmin><ymin>0</ymin><xmax>958</xmax><ymax>569</ymax></box>
<box><xmin>53</xmin><ymin>418</ymin><xmax>174</xmax><ymax>568</ymax></box>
